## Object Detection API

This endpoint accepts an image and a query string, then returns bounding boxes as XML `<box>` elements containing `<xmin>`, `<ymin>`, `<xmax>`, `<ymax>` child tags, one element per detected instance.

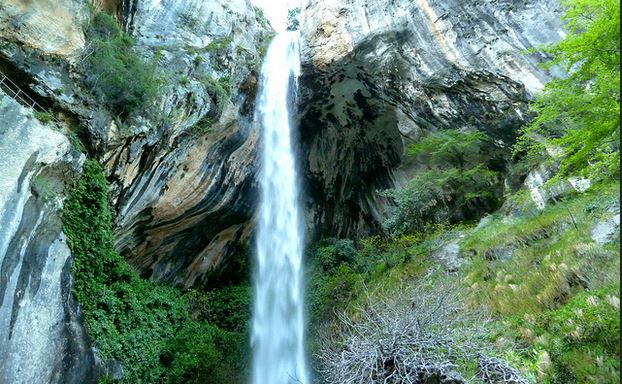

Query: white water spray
<box><xmin>252</xmin><ymin>32</ymin><xmax>309</xmax><ymax>384</ymax></box>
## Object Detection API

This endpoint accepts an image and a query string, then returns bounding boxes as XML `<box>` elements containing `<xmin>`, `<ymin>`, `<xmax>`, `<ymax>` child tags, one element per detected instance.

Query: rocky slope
<box><xmin>297</xmin><ymin>0</ymin><xmax>566</xmax><ymax>238</ymax></box>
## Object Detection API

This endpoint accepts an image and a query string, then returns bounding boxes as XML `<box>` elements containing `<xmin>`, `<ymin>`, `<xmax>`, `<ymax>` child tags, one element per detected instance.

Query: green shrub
<box><xmin>381</xmin><ymin>166</ymin><xmax>498</xmax><ymax>236</ymax></box>
<box><xmin>33</xmin><ymin>111</ymin><xmax>54</xmax><ymax>124</ymax></box>
<box><xmin>82</xmin><ymin>12</ymin><xmax>161</xmax><ymax>117</ymax></box>
<box><xmin>187</xmin><ymin>285</ymin><xmax>251</xmax><ymax>333</ymax></box>
<box><xmin>309</xmin><ymin>264</ymin><xmax>360</xmax><ymax>324</ymax></box>
<box><xmin>381</xmin><ymin>130</ymin><xmax>501</xmax><ymax>236</ymax></box>
<box><xmin>63</xmin><ymin>160</ymin><xmax>246</xmax><ymax>383</ymax></box>
<box><xmin>160</xmin><ymin>322</ymin><xmax>247</xmax><ymax>384</ymax></box>
<box><xmin>315</xmin><ymin>239</ymin><xmax>358</xmax><ymax>273</ymax></box>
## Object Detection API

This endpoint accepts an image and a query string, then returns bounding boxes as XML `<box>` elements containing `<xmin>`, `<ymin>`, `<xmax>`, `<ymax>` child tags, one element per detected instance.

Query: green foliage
<box><xmin>33</xmin><ymin>111</ymin><xmax>54</xmax><ymax>124</ymax></box>
<box><xmin>253</xmin><ymin>6</ymin><xmax>271</xmax><ymax>30</ymax></box>
<box><xmin>191</xmin><ymin>75</ymin><xmax>231</xmax><ymax>136</ymax></box>
<box><xmin>160</xmin><ymin>322</ymin><xmax>247</xmax><ymax>384</ymax></box>
<box><xmin>308</xmin><ymin>233</ymin><xmax>435</xmax><ymax>329</ymax></box>
<box><xmin>408</xmin><ymin>130</ymin><xmax>488</xmax><ymax>168</ymax></box>
<box><xmin>309</xmin><ymin>181</ymin><xmax>619</xmax><ymax>384</ymax></box>
<box><xmin>206</xmin><ymin>36</ymin><xmax>233</xmax><ymax>52</ymax></box>
<box><xmin>464</xmin><ymin>182</ymin><xmax>619</xmax><ymax>315</ymax></box>
<box><xmin>542</xmin><ymin>286</ymin><xmax>620</xmax><ymax>383</ymax></box>
<box><xmin>83</xmin><ymin>12</ymin><xmax>161</xmax><ymax>117</ymax></box>
<box><xmin>309</xmin><ymin>263</ymin><xmax>361</xmax><ymax>324</ymax></box>
<box><xmin>381</xmin><ymin>129</ymin><xmax>500</xmax><ymax>236</ymax></box>
<box><xmin>381</xmin><ymin>167</ymin><xmax>498</xmax><ymax>235</ymax></box>
<box><xmin>187</xmin><ymin>285</ymin><xmax>251</xmax><ymax>333</ymax></box>
<box><xmin>315</xmin><ymin>239</ymin><xmax>357</xmax><ymax>273</ymax></box>
<box><xmin>63</xmin><ymin>160</ymin><xmax>247</xmax><ymax>383</ymax></box>
<box><xmin>461</xmin><ymin>181</ymin><xmax>620</xmax><ymax>383</ymax></box>
<box><xmin>515</xmin><ymin>0</ymin><xmax>620</xmax><ymax>179</ymax></box>
<box><xmin>31</xmin><ymin>174</ymin><xmax>58</xmax><ymax>203</ymax></box>
<box><xmin>510</xmin><ymin>285</ymin><xmax>621</xmax><ymax>383</ymax></box>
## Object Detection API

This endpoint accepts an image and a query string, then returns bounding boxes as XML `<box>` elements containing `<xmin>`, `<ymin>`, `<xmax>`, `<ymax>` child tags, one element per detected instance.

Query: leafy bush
<box><xmin>187</xmin><ymin>285</ymin><xmax>251</xmax><ymax>333</ymax></box>
<box><xmin>408</xmin><ymin>130</ymin><xmax>488</xmax><ymax>168</ymax></box>
<box><xmin>33</xmin><ymin>111</ymin><xmax>54</xmax><ymax>124</ymax></box>
<box><xmin>160</xmin><ymin>322</ymin><xmax>247</xmax><ymax>384</ymax></box>
<box><xmin>381</xmin><ymin>130</ymin><xmax>501</xmax><ymax>236</ymax></box>
<box><xmin>82</xmin><ymin>12</ymin><xmax>161</xmax><ymax>117</ymax></box>
<box><xmin>309</xmin><ymin>263</ymin><xmax>360</xmax><ymax>324</ymax></box>
<box><xmin>315</xmin><ymin>239</ymin><xmax>358</xmax><ymax>273</ymax></box>
<box><xmin>381</xmin><ymin>166</ymin><xmax>498</xmax><ymax>236</ymax></box>
<box><xmin>63</xmin><ymin>160</ymin><xmax>247</xmax><ymax>383</ymax></box>
<box><xmin>514</xmin><ymin>0</ymin><xmax>620</xmax><ymax>179</ymax></box>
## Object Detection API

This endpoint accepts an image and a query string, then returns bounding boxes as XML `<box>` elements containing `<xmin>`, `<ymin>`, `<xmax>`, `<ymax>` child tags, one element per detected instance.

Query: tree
<box><xmin>82</xmin><ymin>12</ymin><xmax>161</xmax><ymax>117</ymax></box>
<box><xmin>514</xmin><ymin>0</ymin><xmax>620</xmax><ymax>179</ymax></box>
<box><xmin>381</xmin><ymin>130</ymin><xmax>500</xmax><ymax>236</ymax></box>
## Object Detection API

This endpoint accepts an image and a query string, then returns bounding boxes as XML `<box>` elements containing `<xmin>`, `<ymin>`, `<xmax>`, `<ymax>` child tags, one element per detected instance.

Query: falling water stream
<box><xmin>252</xmin><ymin>32</ymin><xmax>309</xmax><ymax>384</ymax></box>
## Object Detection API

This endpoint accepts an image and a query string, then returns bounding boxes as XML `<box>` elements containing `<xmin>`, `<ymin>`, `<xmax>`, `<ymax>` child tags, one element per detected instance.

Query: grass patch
<box><xmin>461</xmin><ymin>181</ymin><xmax>620</xmax><ymax>382</ymax></box>
<box><xmin>33</xmin><ymin>111</ymin><xmax>54</xmax><ymax>124</ymax></box>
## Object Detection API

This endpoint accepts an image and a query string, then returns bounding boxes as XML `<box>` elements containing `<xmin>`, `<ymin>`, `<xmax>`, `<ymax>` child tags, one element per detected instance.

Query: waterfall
<box><xmin>252</xmin><ymin>32</ymin><xmax>309</xmax><ymax>384</ymax></box>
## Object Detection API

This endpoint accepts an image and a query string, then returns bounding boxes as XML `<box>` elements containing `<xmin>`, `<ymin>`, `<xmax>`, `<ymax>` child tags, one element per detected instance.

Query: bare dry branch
<box><xmin>315</xmin><ymin>277</ymin><xmax>527</xmax><ymax>384</ymax></box>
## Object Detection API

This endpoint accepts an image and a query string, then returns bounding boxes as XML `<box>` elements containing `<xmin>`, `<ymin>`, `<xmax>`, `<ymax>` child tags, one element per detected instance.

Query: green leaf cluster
<box><xmin>315</xmin><ymin>239</ymin><xmax>358</xmax><ymax>273</ymax></box>
<box><xmin>63</xmin><ymin>160</ymin><xmax>247</xmax><ymax>383</ymax></box>
<box><xmin>286</xmin><ymin>8</ymin><xmax>301</xmax><ymax>31</ymax></box>
<box><xmin>381</xmin><ymin>130</ymin><xmax>500</xmax><ymax>236</ymax></box>
<box><xmin>515</xmin><ymin>0</ymin><xmax>620</xmax><ymax>179</ymax></box>
<box><xmin>160</xmin><ymin>322</ymin><xmax>247</xmax><ymax>384</ymax></box>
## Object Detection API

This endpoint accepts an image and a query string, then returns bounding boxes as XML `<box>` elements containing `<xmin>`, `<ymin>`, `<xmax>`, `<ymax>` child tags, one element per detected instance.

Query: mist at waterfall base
<box><xmin>252</xmin><ymin>32</ymin><xmax>309</xmax><ymax>384</ymax></box>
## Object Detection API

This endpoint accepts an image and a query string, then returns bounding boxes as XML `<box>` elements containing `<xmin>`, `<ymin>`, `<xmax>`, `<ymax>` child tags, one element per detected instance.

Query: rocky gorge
<box><xmin>0</xmin><ymin>0</ymin><xmax>619</xmax><ymax>383</ymax></box>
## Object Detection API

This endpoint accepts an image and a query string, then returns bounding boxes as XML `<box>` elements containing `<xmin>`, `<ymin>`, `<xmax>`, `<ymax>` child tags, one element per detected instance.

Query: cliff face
<box><xmin>0</xmin><ymin>0</ymin><xmax>571</xmax><ymax>381</ymax></box>
<box><xmin>297</xmin><ymin>0</ymin><xmax>566</xmax><ymax>238</ymax></box>
<box><xmin>0</xmin><ymin>93</ymin><xmax>96</xmax><ymax>383</ymax></box>
<box><xmin>103</xmin><ymin>0</ymin><xmax>271</xmax><ymax>288</ymax></box>
<box><xmin>0</xmin><ymin>0</ymin><xmax>269</xmax><ymax>382</ymax></box>
<box><xmin>0</xmin><ymin>0</ymin><xmax>271</xmax><ymax>289</ymax></box>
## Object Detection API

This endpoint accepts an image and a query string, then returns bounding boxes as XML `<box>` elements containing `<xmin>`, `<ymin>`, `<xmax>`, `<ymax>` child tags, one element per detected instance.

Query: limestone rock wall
<box><xmin>0</xmin><ymin>92</ymin><xmax>97</xmax><ymax>384</ymax></box>
<box><xmin>0</xmin><ymin>0</ymin><xmax>271</xmax><ymax>289</ymax></box>
<box><xmin>297</xmin><ymin>0</ymin><xmax>567</xmax><ymax>238</ymax></box>
<box><xmin>0</xmin><ymin>0</ymin><xmax>88</xmax><ymax>60</ymax></box>
<box><xmin>104</xmin><ymin>0</ymin><xmax>271</xmax><ymax>288</ymax></box>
